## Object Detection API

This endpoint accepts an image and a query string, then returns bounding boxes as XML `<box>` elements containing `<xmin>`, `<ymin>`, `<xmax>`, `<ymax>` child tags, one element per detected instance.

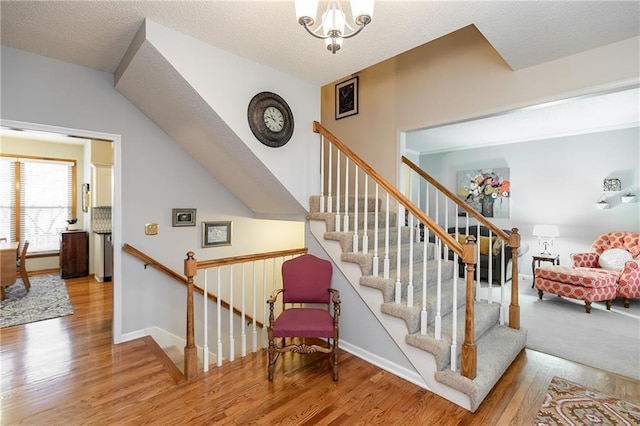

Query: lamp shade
<box><xmin>532</xmin><ymin>225</ymin><xmax>560</xmax><ymax>238</ymax></box>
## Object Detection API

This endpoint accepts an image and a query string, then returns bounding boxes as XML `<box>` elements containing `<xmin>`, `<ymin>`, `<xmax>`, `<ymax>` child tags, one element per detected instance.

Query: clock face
<box><xmin>247</xmin><ymin>92</ymin><xmax>294</xmax><ymax>148</ymax></box>
<box><xmin>263</xmin><ymin>106</ymin><xmax>284</xmax><ymax>132</ymax></box>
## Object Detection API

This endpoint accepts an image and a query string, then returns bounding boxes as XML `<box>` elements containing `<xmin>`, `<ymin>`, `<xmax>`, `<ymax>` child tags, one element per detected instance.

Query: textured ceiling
<box><xmin>1</xmin><ymin>1</ymin><xmax>639</xmax><ymax>86</ymax></box>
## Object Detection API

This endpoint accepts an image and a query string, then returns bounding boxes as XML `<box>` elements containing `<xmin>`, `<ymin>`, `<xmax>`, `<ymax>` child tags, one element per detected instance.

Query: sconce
<box><xmin>595</xmin><ymin>194</ymin><xmax>609</xmax><ymax>209</ymax></box>
<box><xmin>621</xmin><ymin>190</ymin><xmax>636</xmax><ymax>204</ymax></box>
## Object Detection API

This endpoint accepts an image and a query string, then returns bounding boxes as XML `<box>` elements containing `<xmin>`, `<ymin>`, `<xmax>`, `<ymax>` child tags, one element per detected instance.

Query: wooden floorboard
<box><xmin>1</xmin><ymin>274</ymin><xmax>638</xmax><ymax>425</ymax></box>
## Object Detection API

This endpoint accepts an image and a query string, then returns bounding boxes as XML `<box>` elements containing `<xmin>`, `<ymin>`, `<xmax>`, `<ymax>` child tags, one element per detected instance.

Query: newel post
<box><xmin>461</xmin><ymin>236</ymin><xmax>477</xmax><ymax>380</ymax></box>
<box><xmin>508</xmin><ymin>228</ymin><xmax>521</xmax><ymax>330</ymax></box>
<box><xmin>184</xmin><ymin>251</ymin><xmax>198</xmax><ymax>379</ymax></box>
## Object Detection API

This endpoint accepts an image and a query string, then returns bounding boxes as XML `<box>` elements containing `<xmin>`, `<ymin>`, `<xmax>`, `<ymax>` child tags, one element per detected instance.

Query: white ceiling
<box><xmin>1</xmin><ymin>1</ymin><xmax>639</xmax><ymax>87</ymax></box>
<box><xmin>1</xmin><ymin>1</ymin><xmax>639</xmax><ymax>152</ymax></box>
<box><xmin>406</xmin><ymin>86</ymin><xmax>640</xmax><ymax>154</ymax></box>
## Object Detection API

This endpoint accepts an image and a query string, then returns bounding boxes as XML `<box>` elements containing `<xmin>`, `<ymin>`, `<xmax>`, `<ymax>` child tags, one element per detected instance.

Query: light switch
<box><xmin>145</xmin><ymin>223</ymin><xmax>159</xmax><ymax>235</ymax></box>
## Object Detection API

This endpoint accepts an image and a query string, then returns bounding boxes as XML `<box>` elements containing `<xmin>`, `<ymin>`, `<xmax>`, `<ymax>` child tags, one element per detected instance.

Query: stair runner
<box><xmin>307</xmin><ymin>196</ymin><xmax>526</xmax><ymax>412</ymax></box>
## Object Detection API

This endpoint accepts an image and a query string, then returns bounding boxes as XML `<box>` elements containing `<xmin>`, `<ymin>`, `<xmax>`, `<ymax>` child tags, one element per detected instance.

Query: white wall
<box><xmin>0</xmin><ymin>47</ymin><xmax>307</xmax><ymax>342</ymax></box>
<box><xmin>420</xmin><ymin>127</ymin><xmax>640</xmax><ymax>277</ymax></box>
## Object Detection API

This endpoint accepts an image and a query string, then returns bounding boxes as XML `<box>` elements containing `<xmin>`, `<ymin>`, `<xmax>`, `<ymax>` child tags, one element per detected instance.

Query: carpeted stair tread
<box><xmin>379</xmin><ymin>277</ymin><xmax>467</xmax><ymax>333</ymax></box>
<box><xmin>341</xmin><ymin>242</ymin><xmax>441</xmax><ymax>276</ymax></box>
<box><xmin>323</xmin><ymin>227</ymin><xmax>419</xmax><ymax>253</ymax></box>
<box><xmin>405</xmin><ymin>302</ymin><xmax>501</xmax><ymax>370</ymax></box>
<box><xmin>309</xmin><ymin>195</ymin><xmax>381</xmax><ymax>214</ymax></box>
<box><xmin>434</xmin><ymin>325</ymin><xmax>527</xmax><ymax>412</ymax></box>
<box><xmin>307</xmin><ymin>211</ymin><xmax>399</xmax><ymax>233</ymax></box>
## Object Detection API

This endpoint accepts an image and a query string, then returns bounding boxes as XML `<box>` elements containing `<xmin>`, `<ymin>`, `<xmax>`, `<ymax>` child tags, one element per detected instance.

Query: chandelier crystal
<box><xmin>295</xmin><ymin>0</ymin><xmax>374</xmax><ymax>54</ymax></box>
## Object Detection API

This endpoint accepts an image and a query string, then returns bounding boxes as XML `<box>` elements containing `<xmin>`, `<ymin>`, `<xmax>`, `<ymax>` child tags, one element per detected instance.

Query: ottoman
<box><xmin>534</xmin><ymin>266</ymin><xmax>617</xmax><ymax>313</ymax></box>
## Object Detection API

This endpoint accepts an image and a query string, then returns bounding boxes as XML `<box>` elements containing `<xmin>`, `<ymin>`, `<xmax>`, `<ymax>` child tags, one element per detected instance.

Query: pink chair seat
<box><xmin>273</xmin><ymin>308</ymin><xmax>334</xmax><ymax>338</ymax></box>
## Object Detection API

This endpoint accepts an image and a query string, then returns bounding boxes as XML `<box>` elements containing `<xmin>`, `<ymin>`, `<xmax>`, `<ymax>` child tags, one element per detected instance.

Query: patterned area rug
<box><xmin>1</xmin><ymin>274</ymin><xmax>74</xmax><ymax>328</ymax></box>
<box><xmin>534</xmin><ymin>377</ymin><xmax>640</xmax><ymax>425</ymax></box>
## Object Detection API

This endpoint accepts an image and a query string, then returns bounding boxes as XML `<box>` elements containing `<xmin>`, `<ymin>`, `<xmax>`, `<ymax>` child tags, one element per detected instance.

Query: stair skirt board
<box><xmin>308</xmin><ymin>198</ymin><xmax>526</xmax><ymax>412</ymax></box>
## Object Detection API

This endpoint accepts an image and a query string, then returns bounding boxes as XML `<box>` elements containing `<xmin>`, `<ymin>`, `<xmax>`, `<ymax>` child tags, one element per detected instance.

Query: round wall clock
<box><xmin>247</xmin><ymin>92</ymin><xmax>294</xmax><ymax>148</ymax></box>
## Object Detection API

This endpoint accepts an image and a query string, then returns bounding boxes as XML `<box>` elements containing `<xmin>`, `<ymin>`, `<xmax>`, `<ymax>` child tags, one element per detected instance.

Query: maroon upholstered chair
<box><xmin>266</xmin><ymin>254</ymin><xmax>340</xmax><ymax>381</ymax></box>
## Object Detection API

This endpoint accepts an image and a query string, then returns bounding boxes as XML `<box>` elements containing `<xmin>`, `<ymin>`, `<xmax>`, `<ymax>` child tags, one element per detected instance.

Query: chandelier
<box><xmin>294</xmin><ymin>0</ymin><xmax>374</xmax><ymax>54</ymax></box>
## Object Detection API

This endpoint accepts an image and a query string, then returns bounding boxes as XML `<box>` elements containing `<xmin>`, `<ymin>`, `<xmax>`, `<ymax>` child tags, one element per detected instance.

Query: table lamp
<box><xmin>532</xmin><ymin>225</ymin><xmax>559</xmax><ymax>255</ymax></box>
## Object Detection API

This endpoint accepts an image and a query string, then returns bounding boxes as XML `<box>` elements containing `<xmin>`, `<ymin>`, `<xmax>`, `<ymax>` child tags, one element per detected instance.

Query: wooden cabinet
<box><xmin>92</xmin><ymin>165</ymin><xmax>112</xmax><ymax>207</ymax></box>
<box><xmin>60</xmin><ymin>231</ymin><xmax>88</xmax><ymax>279</ymax></box>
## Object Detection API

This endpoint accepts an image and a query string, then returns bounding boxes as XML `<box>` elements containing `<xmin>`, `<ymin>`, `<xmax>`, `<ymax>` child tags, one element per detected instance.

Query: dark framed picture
<box><xmin>172</xmin><ymin>208</ymin><xmax>196</xmax><ymax>227</ymax></box>
<box><xmin>202</xmin><ymin>221</ymin><xmax>232</xmax><ymax>247</ymax></box>
<box><xmin>335</xmin><ymin>76</ymin><xmax>359</xmax><ymax>120</ymax></box>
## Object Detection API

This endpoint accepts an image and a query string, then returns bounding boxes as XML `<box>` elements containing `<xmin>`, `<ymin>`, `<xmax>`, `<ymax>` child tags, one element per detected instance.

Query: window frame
<box><xmin>1</xmin><ymin>153</ymin><xmax>77</xmax><ymax>253</ymax></box>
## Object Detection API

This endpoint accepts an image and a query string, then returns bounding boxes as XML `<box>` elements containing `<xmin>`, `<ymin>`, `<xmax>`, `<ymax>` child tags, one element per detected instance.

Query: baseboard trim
<box><xmin>340</xmin><ymin>340</ymin><xmax>427</xmax><ymax>390</ymax></box>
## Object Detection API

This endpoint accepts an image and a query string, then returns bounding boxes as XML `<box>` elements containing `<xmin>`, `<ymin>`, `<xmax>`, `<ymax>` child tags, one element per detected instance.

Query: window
<box><xmin>0</xmin><ymin>156</ymin><xmax>76</xmax><ymax>253</ymax></box>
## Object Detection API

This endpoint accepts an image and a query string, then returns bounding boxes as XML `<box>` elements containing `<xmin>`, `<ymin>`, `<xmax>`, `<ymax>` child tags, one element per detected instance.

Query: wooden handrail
<box><xmin>402</xmin><ymin>156</ymin><xmax>511</xmax><ymax>243</ymax></box>
<box><xmin>313</xmin><ymin>122</ymin><xmax>471</xmax><ymax>264</ymax></box>
<box><xmin>121</xmin><ymin>243</ymin><xmax>266</xmax><ymax>328</ymax></box>
<box><xmin>196</xmin><ymin>247</ymin><xmax>308</xmax><ymax>269</ymax></box>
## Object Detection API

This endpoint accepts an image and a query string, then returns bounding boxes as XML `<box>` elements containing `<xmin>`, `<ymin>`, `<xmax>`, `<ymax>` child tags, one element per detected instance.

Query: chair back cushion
<box><xmin>282</xmin><ymin>254</ymin><xmax>332</xmax><ymax>304</ymax></box>
<box><xmin>591</xmin><ymin>232</ymin><xmax>640</xmax><ymax>259</ymax></box>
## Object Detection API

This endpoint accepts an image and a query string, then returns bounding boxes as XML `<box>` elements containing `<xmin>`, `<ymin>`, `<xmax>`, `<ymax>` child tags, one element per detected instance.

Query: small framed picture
<box><xmin>202</xmin><ymin>221</ymin><xmax>232</xmax><ymax>247</ymax></box>
<box><xmin>335</xmin><ymin>76</ymin><xmax>359</xmax><ymax>120</ymax></box>
<box><xmin>172</xmin><ymin>208</ymin><xmax>196</xmax><ymax>227</ymax></box>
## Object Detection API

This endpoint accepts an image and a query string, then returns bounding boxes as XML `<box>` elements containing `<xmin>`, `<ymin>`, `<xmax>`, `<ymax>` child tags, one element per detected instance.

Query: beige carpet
<box><xmin>514</xmin><ymin>278</ymin><xmax>640</xmax><ymax>379</ymax></box>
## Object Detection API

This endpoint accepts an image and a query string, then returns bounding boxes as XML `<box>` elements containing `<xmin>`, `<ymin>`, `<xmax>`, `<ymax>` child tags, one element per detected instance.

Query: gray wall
<box><xmin>420</xmin><ymin>127</ymin><xmax>640</xmax><ymax>278</ymax></box>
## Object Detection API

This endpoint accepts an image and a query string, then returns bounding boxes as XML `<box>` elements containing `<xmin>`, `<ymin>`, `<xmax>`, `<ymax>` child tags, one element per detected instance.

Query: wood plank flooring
<box><xmin>1</xmin><ymin>275</ymin><xmax>638</xmax><ymax>425</ymax></box>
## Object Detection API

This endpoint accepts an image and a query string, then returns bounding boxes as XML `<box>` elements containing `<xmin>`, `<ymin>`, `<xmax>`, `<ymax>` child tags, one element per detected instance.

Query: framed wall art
<box><xmin>172</xmin><ymin>208</ymin><xmax>196</xmax><ymax>227</ymax></box>
<box><xmin>202</xmin><ymin>221</ymin><xmax>232</xmax><ymax>247</ymax></box>
<box><xmin>456</xmin><ymin>168</ymin><xmax>511</xmax><ymax>218</ymax></box>
<box><xmin>335</xmin><ymin>76</ymin><xmax>359</xmax><ymax>120</ymax></box>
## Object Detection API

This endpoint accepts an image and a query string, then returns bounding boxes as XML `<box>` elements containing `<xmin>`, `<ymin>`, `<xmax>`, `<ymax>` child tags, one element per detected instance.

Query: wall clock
<box><xmin>247</xmin><ymin>92</ymin><xmax>294</xmax><ymax>148</ymax></box>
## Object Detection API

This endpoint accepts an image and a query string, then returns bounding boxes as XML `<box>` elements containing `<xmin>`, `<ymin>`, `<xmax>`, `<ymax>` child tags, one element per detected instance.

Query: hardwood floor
<box><xmin>1</xmin><ymin>274</ymin><xmax>638</xmax><ymax>425</ymax></box>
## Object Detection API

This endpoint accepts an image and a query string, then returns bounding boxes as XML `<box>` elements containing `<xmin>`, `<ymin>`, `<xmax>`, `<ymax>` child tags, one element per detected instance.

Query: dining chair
<box><xmin>16</xmin><ymin>240</ymin><xmax>31</xmax><ymax>292</ymax></box>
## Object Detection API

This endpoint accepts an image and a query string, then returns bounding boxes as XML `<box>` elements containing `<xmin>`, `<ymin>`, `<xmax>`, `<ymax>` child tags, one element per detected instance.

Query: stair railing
<box><xmin>313</xmin><ymin>121</ymin><xmax>480</xmax><ymax>378</ymax></box>
<box><xmin>123</xmin><ymin>243</ymin><xmax>306</xmax><ymax>379</ymax></box>
<box><xmin>401</xmin><ymin>157</ymin><xmax>521</xmax><ymax>330</ymax></box>
<box><xmin>184</xmin><ymin>247</ymin><xmax>308</xmax><ymax>377</ymax></box>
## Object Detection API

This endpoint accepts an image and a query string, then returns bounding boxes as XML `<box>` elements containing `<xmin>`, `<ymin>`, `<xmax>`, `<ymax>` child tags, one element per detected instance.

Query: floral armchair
<box><xmin>571</xmin><ymin>232</ymin><xmax>640</xmax><ymax>308</ymax></box>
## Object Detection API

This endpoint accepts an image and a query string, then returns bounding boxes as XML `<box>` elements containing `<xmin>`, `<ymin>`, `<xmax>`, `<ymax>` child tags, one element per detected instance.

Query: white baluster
<box><xmin>229</xmin><ymin>266</ymin><xmax>234</xmax><ymax>362</ymax></box>
<box><xmin>252</xmin><ymin>260</ymin><xmax>257</xmax><ymax>353</ymax></box>
<box><xmin>203</xmin><ymin>268</ymin><xmax>209</xmax><ymax>372</ymax></box>
<box><xmin>407</xmin><ymin>212</ymin><xmax>414</xmax><ymax>307</ymax></box>
<box><xmin>395</xmin><ymin>204</ymin><xmax>402</xmax><ymax>304</ymax></box>
<box><xmin>450</xmin><ymin>257</ymin><xmax>458</xmax><ymax>371</ymax></box>
<box><xmin>383</xmin><ymin>193</ymin><xmax>390</xmax><ymax>279</ymax></box>
<box><xmin>362</xmin><ymin>175</ymin><xmax>369</xmax><ymax>255</ymax></box>
<box><xmin>420</xmin><ymin>229</ymin><xmax>428</xmax><ymax>335</ymax></box>
<box><xmin>343</xmin><ymin>158</ymin><xmax>350</xmax><ymax>232</ymax></box>
<box><xmin>217</xmin><ymin>268</ymin><xmax>222</xmax><ymax>367</ymax></box>
<box><xmin>327</xmin><ymin>142</ymin><xmax>333</xmax><ymax>213</ymax></box>
<box><xmin>262</xmin><ymin>260</ymin><xmax>268</xmax><ymax>344</ymax></box>
<box><xmin>372</xmin><ymin>183</ymin><xmax>379</xmax><ymax>276</ymax></box>
<box><xmin>435</xmin><ymin>239</ymin><xmax>442</xmax><ymax>340</ymax></box>
<box><xmin>320</xmin><ymin>136</ymin><xmax>325</xmax><ymax>213</ymax></box>
<box><xmin>241</xmin><ymin>264</ymin><xmax>246</xmax><ymax>357</ymax></box>
<box><xmin>352</xmin><ymin>165</ymin><xmax>359</xmax><ymax>252</ymax></box>
<box><xmin>335</xmin><ymin>153</ymin><xmax>341</xmax><ymax>232</ymax></box>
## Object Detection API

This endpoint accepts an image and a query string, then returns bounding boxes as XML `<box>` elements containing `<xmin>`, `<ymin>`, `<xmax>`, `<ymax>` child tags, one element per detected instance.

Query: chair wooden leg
<box><xmin>20</xmin><ymin>268</ymin><xmax>31</xmax><ymax>292</ymax></box>
<box><xmin>606</xmin><ymin>300</ymin><xmax>612</xmax><ymax>310</ymax></box>
<box><xmin>537</xmin><ymin>290</ymin><xmax>543</xmax><ymax>299</ymax></box>
<box><xmin>584</xmin><ymin>301</ymin><xmax>592</xmax><ymax>313</ymax></box>
<box><xmin>624</xmin><ymin>298</ymin><xmax>630</xmax><ymax>308</ymax></box>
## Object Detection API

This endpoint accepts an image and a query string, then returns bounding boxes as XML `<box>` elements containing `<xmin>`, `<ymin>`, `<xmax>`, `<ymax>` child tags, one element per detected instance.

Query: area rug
<box><xmin>0</xmin><ymin>274</ymin><xmax>74</xmax><ymax>328</ymax></box>
<box><xmin>534</xmin><ymin>376</ymin><xmax>640</xmax><ymax>425</ymax></box>
<box><xmin>504</xmin><ymin>281</ymin><xmax>640</xmax><ymax>379</ymax></box>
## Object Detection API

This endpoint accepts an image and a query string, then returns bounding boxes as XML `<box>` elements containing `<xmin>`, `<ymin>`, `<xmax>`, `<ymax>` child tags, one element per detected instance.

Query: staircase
<box><xmin>308</xmin><ymin>122</ymin><xmax>527</xmax><ymax>412</ymax></box>
<box><xmin>308</xmin><ymin>196</ymin><xmax>526</xmax><ymax>412</ymax></box>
